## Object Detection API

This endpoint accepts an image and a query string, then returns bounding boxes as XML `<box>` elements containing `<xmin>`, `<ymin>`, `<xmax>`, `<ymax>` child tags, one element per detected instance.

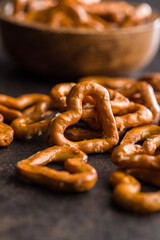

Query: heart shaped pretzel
<box><xmin>47</xmin><ymin>81</ymin><xmax>119</xmax><ymax>153</ymax></box>
<box><xmin>17</xmin><ymin>146</ymin><xmax>97</xmax><ymax>192</ymax></box>
<box><xmin>110</xmin><ymin>125</ymin><xmax>160</xmax><ymax>213</ymax></box>
<box><xmin>109</xmin><ymin>169</ymin><xmax>160</xmax><ymax>213</ymax></box>
<box><xmin>112</xmin><ymin>125</ymin><xmax>160</xmax><ymax>169</ymax></box>
<box><xmin>0</xmin><ymin>93</ymin><xmax>50</xmax><ymax>110</ymax></box>
<box><xmin>11</xmin><ymin>100</ymin><xmax>54</xmax><ymax>139</ymax></box>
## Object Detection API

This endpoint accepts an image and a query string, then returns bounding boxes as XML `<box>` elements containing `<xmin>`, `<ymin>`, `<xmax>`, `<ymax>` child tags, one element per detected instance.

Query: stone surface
<box><xmin>0</xmin><ymin>0</ymin><xmax>160</xmax><ymax>239</ymax></box>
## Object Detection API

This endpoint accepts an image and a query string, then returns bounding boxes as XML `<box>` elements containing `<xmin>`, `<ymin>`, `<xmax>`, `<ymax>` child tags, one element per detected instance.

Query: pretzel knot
<box><xmin>47</xmin><ymin>81</ymin><xmax>119</xmax><ymax>154</ymax></box>
<box><xmin>0</xmin><ymin>123</ymin><xmax>14</xmax><ymax>146</ymax></box>
<box><xmin>110</xmin><ymin>125</ymin><xmax>160</xmax><ymax>213</ymax></box>
<box><xmin>17</xmin><ymin>146</ymin><xmax>97</xmax><ymax>192</ymax></box>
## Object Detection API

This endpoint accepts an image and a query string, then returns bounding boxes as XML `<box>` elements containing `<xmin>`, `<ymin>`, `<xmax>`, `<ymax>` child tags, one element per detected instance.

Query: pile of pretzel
<box><xmin>13</xmin><ymin>0</ymin><xmax>152</xmax><ymax>30</ymax></box>
<box><xmin>2</xmin><ymin>72</ymin><xmax>160</xmax><ymax>213</ymax></box>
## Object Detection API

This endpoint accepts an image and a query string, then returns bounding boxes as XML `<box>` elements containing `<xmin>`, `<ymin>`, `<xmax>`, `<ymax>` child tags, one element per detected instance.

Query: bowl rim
<box><xmin>0</xmin><ymin>0</ymin><xmax>160</xmax><ymax>35</ymax></box>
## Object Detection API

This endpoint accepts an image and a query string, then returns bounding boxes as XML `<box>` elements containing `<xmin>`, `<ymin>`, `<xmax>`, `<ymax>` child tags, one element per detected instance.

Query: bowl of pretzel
<box><xmin>0</xmin><ymin>0</ymin><xmax>160</xmax><ymax>77</ymax></box>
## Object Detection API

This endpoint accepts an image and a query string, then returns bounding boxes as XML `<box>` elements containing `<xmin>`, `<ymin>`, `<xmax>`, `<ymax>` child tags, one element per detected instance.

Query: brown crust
<box><xmin>17</xmin><ymin>146</ymin><xmax>97</xmax><ymax>192</ymax></box>
<box><xmin>46</xmin><ymin>81</ymin><xmax>119</xmax><ymax>154</ymax></box>
<box><xmin>110</xmin><ymin>125</ymin><xmax>160</xmax><ymax>213</ymax></box>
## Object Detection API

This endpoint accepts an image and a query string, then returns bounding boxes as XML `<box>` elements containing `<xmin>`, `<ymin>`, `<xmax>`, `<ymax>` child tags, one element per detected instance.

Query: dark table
<box><xmin>0</xmin><ymin>1</ymin><xmax>160</xmax><ymax>239</ymax></box>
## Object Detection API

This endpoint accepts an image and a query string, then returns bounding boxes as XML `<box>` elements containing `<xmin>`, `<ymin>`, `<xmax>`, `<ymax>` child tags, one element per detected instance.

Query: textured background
<box><xmin>0</xmin><ymin>0</ymin><xmax>160</xmax><ymax>240</ymax></box>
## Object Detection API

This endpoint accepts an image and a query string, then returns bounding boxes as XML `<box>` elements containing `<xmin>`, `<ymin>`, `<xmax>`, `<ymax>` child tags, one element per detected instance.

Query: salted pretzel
<box><xmin>50</xmin><ymin>82</ymin><xmax>76</xmax><ymax>110</ymax></box>
<box><xmin>11</xmin><ymin>100</ymin><xmax>54</xmax><ymax>139</ymax></box>
<box><xmin>82</xmin><ymin>89</ymin><xmax>131</xmax><ymax>123</ymax></box>
<box><xmin>46</xmin><ymin>81</ymin><xmax>119</xmax><ymax>154</ymax></box>
<box><xmin>80</xmin><ymin>77</ymin><xmax>159</xmax><ymax>124</ymax></box>
<box><xmin>112</xmin><ymin>125</ymin><xmax>160</xmax><ymax>168</ymax></box>
<box><xmin>0</xmin><ymin>123</ymin><xmax>14</xmax><ymax>146</ymax></box>
<box><xmin>50</xmin><ymin>82</ymin><xmax>130</xmax><ymax>114</ymax></box>
<box><xmin>109</xmin><ymin>125</ymin><xmax>160</xmax><ymax>213</ymax></box>
<box><xmin>17</xmin><ymin>146</ymin><xmax>97</xmax><ymax>191</ymax></box>
<box><xmin>118</xmin><ymin>81</ymin><xmax>160</xmax><ymax>124</ymax></box>
<box><xmin>0</xmin><ymin>93</ymin><xmax>50</xmax><ymax>110</ymax></box>
<box><xmin>82</xmin><ymin>102</ymin><xmax>153</xmax><ymax>131</ymax></box>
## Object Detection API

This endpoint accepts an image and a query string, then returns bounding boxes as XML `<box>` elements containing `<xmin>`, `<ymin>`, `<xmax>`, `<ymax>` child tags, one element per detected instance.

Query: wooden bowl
<box><xmin>0</xmin><ymin>0</ymin><xmax>160</xmax><ymax>78</ymax></box>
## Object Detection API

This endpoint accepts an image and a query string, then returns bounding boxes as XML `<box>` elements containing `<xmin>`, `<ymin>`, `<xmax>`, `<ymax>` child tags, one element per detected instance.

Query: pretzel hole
<box><xmin>154</xmin><ymin>148</ymin><xmax>160</xmax><ymax>156</ymax></box>
<box><xmin>47</xmin><ymin>162</ymin><xmax>65</xmax><ymax>171</ymax></box>
<box><xmin>135</xmin><ymin>140</ymin><xmax>145</xmax><ymax>146</ymax></box>
<box><xmin>140</xmin><ymin>181</ymin><xmax>159</xmax><ymax>193</ymax></box>
<box><xmin>114</xmin><ymin>107</ymin><xmax>138</xmax><ymax>116</ymax></box>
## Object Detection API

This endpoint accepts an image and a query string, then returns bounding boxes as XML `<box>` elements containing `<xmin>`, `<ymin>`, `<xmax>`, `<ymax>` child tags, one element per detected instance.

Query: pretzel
<box><xmin>80</xmin><ymin>77</ymin><xmax>159</xmax><ymax>124</ymax></box>
<box><xmin>138</xmin><ymin>73</ymin><xmax>160</xmax><ymax>92</ymax></box>
<box><xmin>112</xmin><ymin>125</ymin><xmax>160</xmax><ymax>168</ymax></box>
<box><xmin>11</xmin><ymin>100</ymin><xmax>53</xmax><ymax>139</ymax></box>
<box><xmin>46</xmin><ymin>81</ymin><xmax>119</xmax><ymax>154</ymax></box>
<box><xmin>84</xmin><ymin>1</ymin><xmax>152</xmax><ymax>26</ymax></box>
<box><xmin>26</xmin><ymin>1</ymin><xmax>109</xmax><ymax>30</ymax></box>
<box><xmin>79</xmin><ymin>76</ymin><xmax>134</xmax><ymax>90</ymax></box>
<box><xmin>15</xmin><ymin>0</ymin><xmax>152</xmax><ymax>28</ymax></box>
<box><xmin>0</xmin><ymin>93</ymin><xmax>50</xmax><ymax>110</ymax></box>
<box><xmin>138</xmin><ymin>73</ymin><xmax>160</xmax><ymax>105</ymax></box>
<box><xmin>122</xmin><ymin>3</ymin><xmax>152</xmax><ymax>27</ymax></box>
<box><xmin>84</xmin><ymin>1</ymin><xmax>135</xmax><ymax>23</ymax></box>
<box><xmin>120</xmin><ymin>124</ymin><xmax>160</xmax><ymax>145</ymax></box>
<box><xmin>0</xmin><ymin>104</ymin><xmax>22</xmax><ymax>122</ymax></box>
<box><xmin>109</xmin><ymin>169</ymin><xmax>160</xmax><ymax>213</ymax></box>
<box><xmin>118</xmin><ymin>81</ymin><xmax>160</xmax><ymax>124</ymax></box>
<box><xmin>17</xmin><ymin>146</ymin><xmax>97</xmax><ymax>192</ymax></box>
<box><xmin>0</xmin><ymin>123</ymin><xmax>14</xmax><ymax>146</ymax></box>
<box><xmin>50</xmin><ymin>82</ymin><xmax>130</xmax><ymax>114</ymax></box>
<box><xmin>109</xmin><ymin>125</ymin><xmax>160</xmax><ymax>213</ymax></box>
<box><xmin>50</xmin><ymin>83</ymin><xmax>76</xmax><ymax>110</ymax></box>
<box><xmin>83</xmin><ymin>88</ymin><xmax>130</xmax><ymax>118</ymax></box>
<box><xmin>82</xmin><ymin>102</ymin><xmax>153</xmax><ymax>131</ymax></box>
